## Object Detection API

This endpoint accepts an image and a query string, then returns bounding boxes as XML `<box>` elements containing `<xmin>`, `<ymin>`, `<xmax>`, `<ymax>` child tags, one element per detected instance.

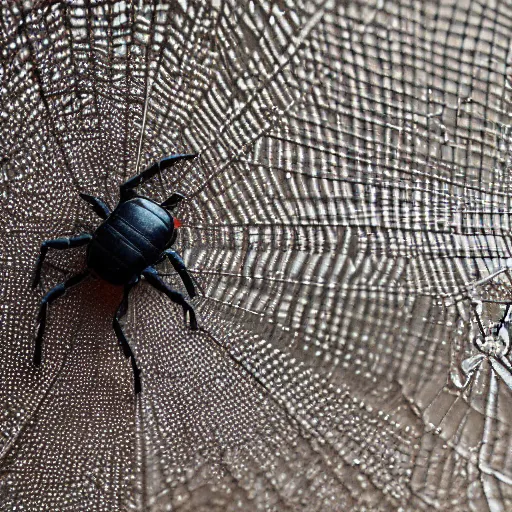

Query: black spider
<box><xmin>32</xmin><ymin>154</ymin><xmax>198</xmax><ymax>393</ymax></box>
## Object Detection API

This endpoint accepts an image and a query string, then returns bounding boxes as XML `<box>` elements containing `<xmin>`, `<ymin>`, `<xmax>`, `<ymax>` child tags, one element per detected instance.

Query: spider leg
<box><xmin>120</xmin><ymin>154</ymin><xmax>197</xmax><ymax>201</ymax></box>
<box><xmin>142</xmin><ymin>266</ymin><xmax>198</xmax><ymax>330</ymax></box>
<box><xmin>490</xmin><ymin>357</ymin><xmax>512</xmax><ymax>391</ymax></box>
<box><xmin>79</xmin><ymin>193</ymin><xmax>111</xmax><ymax>220</ymax></box>
<box><xmin>34</xmin><ymin>270</ymin><xmax>89</xmax><ymax>366</ymax></box>
<box><xmin>160</xmin><ymin>249</ymin><xmax>196</xmax><ymax>298</ymax></box>
<box><xmin>496</xmin><ymin>303</ymin><xmax>512</xmax><ymax>334</ymax></box>
<box><xmin>32</xmin><ymin>234</ymin><xmax>92</xmax><ymax>289</ymax></box>
<box><xmin>113</xmin><ymin>285</ymin><xmax>141</xmax><ymax>394</ymax></box>
<box><xmin>161</xmin><ymin>192</ymin><xmax>186</xmax><ymax>210</ymax></box>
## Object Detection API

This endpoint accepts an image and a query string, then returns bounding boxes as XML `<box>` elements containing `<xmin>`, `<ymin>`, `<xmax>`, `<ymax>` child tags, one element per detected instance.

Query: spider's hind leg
<box><xmin>160</xmin><ymin>249</ymin><xmax>196</xmax><ymax>298</ymax></box>
<box><xmin>113</xmin><ymin>284</ymin><xmax>141</xmax><ymax>394</ymax></box>
<box><xmin>120</xmin><ymin>154</ymin><xmax>196</xmax><ymax>201</ymax></box>
<box><xmin>32</xmin><ymin>233</ymin><xmax>92</xmax><ymax>289</ymax></box>
<box><xmin>34</xmin><ymin>270</ymin><xmax>89</xmax><ymax>366</ymax></box>
<box><xmin>142</xmin><ymin>266</ymin><xmax>198</xmax><ymax>330</ymax></box>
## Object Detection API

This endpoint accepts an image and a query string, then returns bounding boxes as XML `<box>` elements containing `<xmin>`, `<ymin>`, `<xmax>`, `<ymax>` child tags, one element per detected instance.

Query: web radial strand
<box><xmin>1</xmin><ymin>1</ymin><xmax>512</xmax><ymax>511</ymax></box>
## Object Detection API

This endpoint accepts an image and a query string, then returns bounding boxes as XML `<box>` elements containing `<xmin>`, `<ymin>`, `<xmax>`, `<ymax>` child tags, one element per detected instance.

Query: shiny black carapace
<box><xmin>32</xmin><ymin>154</ymin><xmax>198</xmax><ymax>393</ymax></box>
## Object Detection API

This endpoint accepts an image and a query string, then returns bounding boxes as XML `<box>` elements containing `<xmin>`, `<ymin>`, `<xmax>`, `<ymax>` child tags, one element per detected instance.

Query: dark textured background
<box><xmin>1</xmin><ymin>1</ymin><xmax>512</xmax><ymax>510</ymax></box>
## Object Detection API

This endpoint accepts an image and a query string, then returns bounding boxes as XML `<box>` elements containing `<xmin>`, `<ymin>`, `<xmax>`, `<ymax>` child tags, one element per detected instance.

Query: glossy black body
<box><xmin>87</xmin><ymin>197</ymin><xmax>174</xmax><ymax>285</ymax></box>
<box><xmin>32</xmin><ymin>154</ymin><xmax>198</xmax><ymax>393</ymax></box>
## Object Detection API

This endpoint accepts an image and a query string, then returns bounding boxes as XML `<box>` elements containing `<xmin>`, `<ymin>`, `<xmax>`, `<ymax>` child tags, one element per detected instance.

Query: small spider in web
<box><xmin>32</xmin><ymin>154</ymin><xmax>198</xmax><ymax>393</ymax></box>
<box><xmin>460</xmin><ymin>300</ymin><xmax>512</xmax><ymax>391</ymax></box>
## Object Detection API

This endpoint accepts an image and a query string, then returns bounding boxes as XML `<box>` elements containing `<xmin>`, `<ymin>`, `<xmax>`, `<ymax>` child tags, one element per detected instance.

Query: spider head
<box><xmin>475</xmin><ymin>327</ymin><xmax>510</xmax><ymax>358</ymax></box>
<box><xmin>162</xmin><ymin>215</ymin><xmax>182</xmax><ymax>248</ymax></box>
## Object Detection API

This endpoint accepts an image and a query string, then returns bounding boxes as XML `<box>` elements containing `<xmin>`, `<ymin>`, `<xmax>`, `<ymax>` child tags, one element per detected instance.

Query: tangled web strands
<box><xmin>1</xmin><ymin>0</ymin><xmax>512</xmax><ymax>510</ymax></box>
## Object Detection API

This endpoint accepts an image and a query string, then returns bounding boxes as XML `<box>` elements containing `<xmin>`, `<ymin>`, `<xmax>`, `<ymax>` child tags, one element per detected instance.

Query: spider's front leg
<box><xmin>142</xmin><ymin>266</ymin><xmax>198</xmax><ymax>330</ymax></box>
<box><xmin>32</xmin><ymin>234</ymin><xmax>92</xmax><ymax>288</ymax></box>
<box><xmin>161</xmin><ymin>192</ymin><xmax>186</xmax><ymax>210</ymax></box>
<box><xmin>120</xmin><ymin>154</ymin><xmax>197</xmax><ymax>201</ymax></box>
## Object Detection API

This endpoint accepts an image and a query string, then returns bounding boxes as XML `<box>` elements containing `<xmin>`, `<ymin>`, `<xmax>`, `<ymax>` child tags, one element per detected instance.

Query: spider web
<box><xmin>1</xmin><ymin>0</ymin><xmax>512</xmax><ymax>510</ymax></box>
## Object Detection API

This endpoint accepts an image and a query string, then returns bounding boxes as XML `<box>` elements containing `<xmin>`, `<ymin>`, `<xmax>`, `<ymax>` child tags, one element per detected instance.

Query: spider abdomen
<box><xmin>87</xmin><ymin>197</ymin><xmax>174</xmax><ymax>285</ymax></box>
